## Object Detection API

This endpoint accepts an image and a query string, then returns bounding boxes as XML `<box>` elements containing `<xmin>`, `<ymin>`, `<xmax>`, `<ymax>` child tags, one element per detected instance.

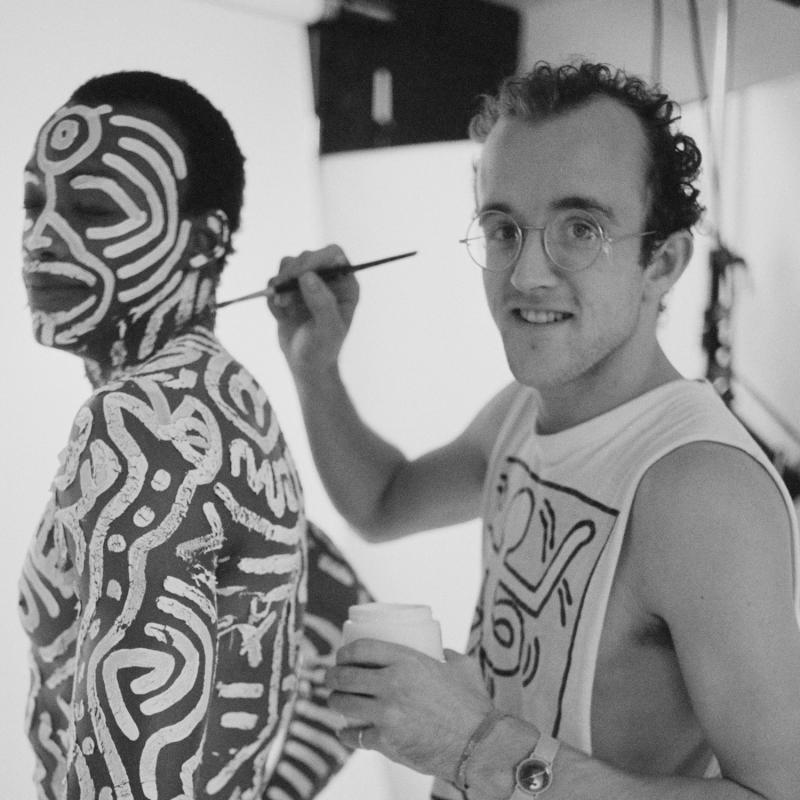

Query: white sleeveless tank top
<box><xmin>431</xmin><ymin>379</ymin><xmax>799</xmax><ymax>799</ymax></box>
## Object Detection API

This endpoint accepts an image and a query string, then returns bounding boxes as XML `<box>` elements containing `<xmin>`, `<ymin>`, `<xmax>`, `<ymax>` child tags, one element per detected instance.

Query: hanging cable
<box><xmin>651</xmin><ymin>0</ymin><xmax>664</xmax><ymax>85</ymax></box>
<box><xmin>687</xmin><ymin>0</ymin><xmax>723</xmax><ymax>244</ymax></box>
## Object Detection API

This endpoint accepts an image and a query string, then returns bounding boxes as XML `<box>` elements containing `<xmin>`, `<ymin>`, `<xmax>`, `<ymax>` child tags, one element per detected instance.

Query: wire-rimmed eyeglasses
<box><xmin>459</xmin><ymin>208</ymin><xmax>655</xmax><ymax>273</ymax></box>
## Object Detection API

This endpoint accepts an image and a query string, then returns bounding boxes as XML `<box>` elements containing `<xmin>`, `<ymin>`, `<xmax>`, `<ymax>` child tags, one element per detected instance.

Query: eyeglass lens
<box><xmin>464</xmin><ymin>209</ymin><xmax>605</xmax><ymax>272</ymax></box>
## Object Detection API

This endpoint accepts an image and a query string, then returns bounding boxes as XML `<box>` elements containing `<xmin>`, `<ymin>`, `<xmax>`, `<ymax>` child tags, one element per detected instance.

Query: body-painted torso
<box><xmin>20</xmin><ymin>327</ymin><xmax>307</xmax><ymax>799</ymax></box>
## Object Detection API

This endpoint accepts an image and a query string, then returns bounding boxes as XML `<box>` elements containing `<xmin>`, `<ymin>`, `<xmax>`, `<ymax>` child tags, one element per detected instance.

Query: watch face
<box><xmin>517</xmin><ymin>757</ymin><xmax>553</xmax><ymax>793</ymax></box>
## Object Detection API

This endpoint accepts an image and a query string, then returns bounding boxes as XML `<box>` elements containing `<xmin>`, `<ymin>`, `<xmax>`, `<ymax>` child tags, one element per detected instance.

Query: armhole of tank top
<box><xmin>479</xmin><ymin>386</ymin><xmax>537</xmax><ymax>517</ymax></box>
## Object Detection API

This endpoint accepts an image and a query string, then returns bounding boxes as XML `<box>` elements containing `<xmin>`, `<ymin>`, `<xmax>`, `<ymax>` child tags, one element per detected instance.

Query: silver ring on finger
<box><xmin>357</xmin><ymin>728</ymin><xmax>366</xmax><ymax>749</ymax></box>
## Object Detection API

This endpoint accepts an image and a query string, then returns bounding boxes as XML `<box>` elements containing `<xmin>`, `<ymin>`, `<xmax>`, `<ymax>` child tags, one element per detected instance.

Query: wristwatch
<box><xmin>508</xmin><ymin>732</ymin><xmax>559</xmax><ymax>798</ymax></box>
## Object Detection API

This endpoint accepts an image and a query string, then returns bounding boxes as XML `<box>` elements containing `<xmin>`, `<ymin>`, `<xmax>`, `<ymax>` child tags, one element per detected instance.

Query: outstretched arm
<box><xmin>268</xmin><ymin>246</ymin><xmax>511</xmax><ymax>541</ymax></box>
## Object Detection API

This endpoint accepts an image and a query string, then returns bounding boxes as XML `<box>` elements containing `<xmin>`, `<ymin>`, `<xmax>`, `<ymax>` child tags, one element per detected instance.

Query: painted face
<box><xmin>478</xmin><ymin>98</ymin><xmax>658</xmax><ymax>411</ymax></box>
<box><xmin>22</xmin><ymin>102</ymin><xmax>225</xmax><ymax>379</ymax></box>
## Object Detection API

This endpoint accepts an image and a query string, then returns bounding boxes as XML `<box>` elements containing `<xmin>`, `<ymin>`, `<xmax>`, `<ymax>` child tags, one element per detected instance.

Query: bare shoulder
<box><xmin>460</xmin><ymin>381</ymin><xmax>530</xmax><ymax>460</ymax></box>
<box><xmin>629</xmin><ymin>440</ymin><xmax>796</xmax><ymax>613</ymax></box>
<box><xmin>627</xmin><ymin>445</ymin><xmax>800</xmax><ymax>798</ymax></box>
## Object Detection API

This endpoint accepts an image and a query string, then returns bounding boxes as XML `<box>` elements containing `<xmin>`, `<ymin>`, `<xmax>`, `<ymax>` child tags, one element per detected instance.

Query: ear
<box><xmin>642</xmin><ymin>229</ymin><xmax>693</xmax><ymax>306</ymax></box>
<box><xmin>187</xmin><ymin>209</ymin><xmax>231</xmax><ymax>271</ymax></box>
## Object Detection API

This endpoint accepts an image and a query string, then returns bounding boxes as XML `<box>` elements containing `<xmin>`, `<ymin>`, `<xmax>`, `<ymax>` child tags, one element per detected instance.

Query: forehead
<box><xmin>29</xmin><ymin>101</ymin><xmax>188</xmax><ymax>179</ymax></box>
<box><xmin>477</xmin><ymin>97</ymin><xmax>649</xmax><ymax>220</ymax></box>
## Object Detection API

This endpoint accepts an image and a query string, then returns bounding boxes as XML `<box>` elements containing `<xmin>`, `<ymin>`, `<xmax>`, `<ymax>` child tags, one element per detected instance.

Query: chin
<box><xmin>503</xmin><ymin>341</ymin><xmax>560</xmax><ymax>390</ymax></box>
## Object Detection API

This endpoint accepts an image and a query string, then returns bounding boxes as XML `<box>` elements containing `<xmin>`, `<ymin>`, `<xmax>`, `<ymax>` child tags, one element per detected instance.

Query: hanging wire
<box><xmin>651</xmin><ymin>0</ymin><xmax>664</xmax><ymax>85</ymax></box>
<box><xmin>687</xmin><ymin>0</ymin><xmax>723</xmax><ymax>244</ymax></box>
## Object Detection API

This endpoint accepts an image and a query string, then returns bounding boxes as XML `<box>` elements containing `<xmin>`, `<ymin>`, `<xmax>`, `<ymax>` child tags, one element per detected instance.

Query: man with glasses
<box><xmin>268</xmin><ymin>61</ymin><xmax>800</xmax><ymax>799</ymax></box>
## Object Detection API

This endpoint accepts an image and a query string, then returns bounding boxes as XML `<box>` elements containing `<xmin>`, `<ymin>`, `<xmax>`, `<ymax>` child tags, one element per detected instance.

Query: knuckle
<box><xmin>322</xmin><ymin>243</ymin><xmax>347</xmax><ymax>263</ymax></box>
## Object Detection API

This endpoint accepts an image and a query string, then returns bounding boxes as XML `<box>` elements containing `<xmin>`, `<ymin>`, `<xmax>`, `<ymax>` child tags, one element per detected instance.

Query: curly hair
<box><xmin>70</xmin><ymin>71</ymin><xmax>245</xmax><ymax>247</ymax></box>
<box><xmin>470</xmin><ymin>61</ymin><xmax>704</xmax><ymax>263</ymax></box>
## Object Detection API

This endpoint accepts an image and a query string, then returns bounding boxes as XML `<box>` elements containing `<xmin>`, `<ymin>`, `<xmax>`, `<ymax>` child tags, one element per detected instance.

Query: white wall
<box><xmin>725</xmin><ymin>73</ymin><xmax>800</xmax><ymax>463</ymax></box>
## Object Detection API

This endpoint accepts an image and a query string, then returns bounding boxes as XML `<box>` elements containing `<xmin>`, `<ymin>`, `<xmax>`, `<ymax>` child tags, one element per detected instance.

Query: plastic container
<box><xmin>341</xmin><ymin>602</ymin><xmax>444</xmax><ymax>660</ymax></box>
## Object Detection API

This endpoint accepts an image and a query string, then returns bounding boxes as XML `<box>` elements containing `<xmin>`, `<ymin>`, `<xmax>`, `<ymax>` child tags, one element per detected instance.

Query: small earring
<box><xmin>208</xmin><ymin>210</ymin><xmax>230</xmax><ymax>260</ymax></box>
<box><xmin>188</xmin><ymin>210</ymin><xmax>231</xmax><ymax>269</ymax></box>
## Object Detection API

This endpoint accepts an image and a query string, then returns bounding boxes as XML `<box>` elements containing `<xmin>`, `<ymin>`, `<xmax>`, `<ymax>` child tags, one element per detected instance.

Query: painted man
<box><xmin>19</xmin><ymin>71</ymin><xmax>367</xmax><ymax>800</ymax></box>
<box><xmin>269</xmin><ymin>62</ymin><xmax>800</xmax><ymax>800</ymax></box>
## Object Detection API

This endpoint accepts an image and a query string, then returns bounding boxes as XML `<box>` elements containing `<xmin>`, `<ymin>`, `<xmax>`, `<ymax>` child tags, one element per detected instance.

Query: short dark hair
<box><xmin>470</xmin><ymin>60</ymin><xmax>704</xmax><ymax>262</ymax></box>
<box><xmin>70</xmin><ymin>70</ymin><xmax>245</xmax><ymax>239</ymax></box>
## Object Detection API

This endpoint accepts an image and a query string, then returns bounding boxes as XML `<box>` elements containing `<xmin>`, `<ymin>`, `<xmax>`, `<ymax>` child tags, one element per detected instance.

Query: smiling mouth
<box><xmin>24</xmin><ymin>268</ymin><xmax>94</xmax><ymax>313</ymax></box>
<box><xmin>25</xmin><ymin>276</ymin><xmax>89</xmax><ymax>291</ymax></box>
<box><xmin>516</xmin><ymin>309</ymin><xmax>573</xmax><ymax>324</ymax></box>
<box><xmin>26</xmin><ymin>285</ymin><xmax>92</xmax><ymax>313</ymax></box>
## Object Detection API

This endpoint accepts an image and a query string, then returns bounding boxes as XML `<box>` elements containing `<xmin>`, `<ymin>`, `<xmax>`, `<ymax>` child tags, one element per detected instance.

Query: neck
<box><xmin>83</xmin><ymin>315</ymin><xmax>215</xmax><ymax>389</ymax></box>
<box><xmin>81</xmin><ymin>272</ymin><xmax>218</xmax><ymax>388</ymax></box>
<box><xmin>535</xmin><ymin>344</ymin><xmax>682</xmax><ymax>435</ymax></box>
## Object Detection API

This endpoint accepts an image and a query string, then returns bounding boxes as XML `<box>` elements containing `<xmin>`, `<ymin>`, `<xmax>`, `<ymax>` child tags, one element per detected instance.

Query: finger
<box><xmin>335</xmin><ymin>638</ymin><xmax>428</xmax><ymax>667</ymax></box>
<box><xmin>297</xmin><ymin>271</ymin><xmax>346</xmax><ymax>328</ymax></box>
<box><xmin>274</xmin><ymin>245</ymin><xmax>349</xmax><ymax>283</ymax></box>
<box><xmin>444</xmin><ymin>648</ymin><xmax>472</xmax><ymax>664</ymax></box>
<box><xmin>326</xmin><ymin>664</ymin><xmax>384</xmax><ymax>695</ymax></box>
<box><xmin>266</xmin><ymin>283</ymin><xmax>302</xmax><ymax>313</ymax></box>
<box><xmin>328</xmin><ymin>690</ymin><xmax>379</xmax><ymax>722</ymax></box>
<box><xmin>338</xmin><ymin>725</ymin><xmax>375</xmax><ymax>751</ymax></box>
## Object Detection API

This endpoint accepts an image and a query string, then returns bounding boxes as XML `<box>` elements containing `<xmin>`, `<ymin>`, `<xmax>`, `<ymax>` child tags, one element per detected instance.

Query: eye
<box><xmin>480</xmin><ymin>212</ymin><xmax>520</xmax><ymax>246</ymax></box>
<box><xmin>69</xmin><ymin>175</ymin><xmax>131</xmax><ymax>222</ymax></box>
<box><xmin>71</xmin><ymin>201</ymin><xmax>120</xmax><ymax>219</ymax></box>
<box><xmin>561</xmin><ymin>214</ymin><xmax>602</xmax><ymax>245</ymax></box>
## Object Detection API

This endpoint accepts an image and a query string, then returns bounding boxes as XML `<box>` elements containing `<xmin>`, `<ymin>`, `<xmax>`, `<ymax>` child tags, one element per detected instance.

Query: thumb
<box><xmin>444</xmin><ymin>649</ymin><xmax>487</xmax><ymax>687</ymax></box>
<box><xmin>299</xmin><ymin>271</ymin><xmax>342</xmax><ymax>328</ymax></box>
<box><xmin>443</xmin><ymin>648</ymin><xmax>473</xmax><ymax>666</ymax></box>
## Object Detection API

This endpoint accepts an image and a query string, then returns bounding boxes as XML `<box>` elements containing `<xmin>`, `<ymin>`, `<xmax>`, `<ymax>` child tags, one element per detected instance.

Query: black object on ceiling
<box><xmin>310</xmin><ymin>0</ymin><xmax>520</xmax><ymax>154</ymax></box>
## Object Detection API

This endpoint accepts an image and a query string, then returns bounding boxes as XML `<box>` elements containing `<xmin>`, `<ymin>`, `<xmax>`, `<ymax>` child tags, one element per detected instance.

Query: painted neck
<box><xmin>82</xmin><ymin>270</ymin><xmax>217</xmax><ymax>388</ymax></box>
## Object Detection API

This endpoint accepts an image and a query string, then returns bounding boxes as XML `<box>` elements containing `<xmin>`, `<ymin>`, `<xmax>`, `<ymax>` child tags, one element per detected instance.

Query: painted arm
<box><xmin>267</xmin><ymin>521</ymin><xmax>374</xmax><ymax>798</ymax></box>
<box><xmin>326</xmin><ymin>443</ymin><xmax>800</xmax><ymax>800</ymax></box>
<box><xmin>54</xmin><ymin>367</ymin><xmax>309</xmax><ymax>799</ymax></box>
<box><xmin>53</xmin><ymin>387</ymin><xmax>226</xmax><ymax>798</ymax></box>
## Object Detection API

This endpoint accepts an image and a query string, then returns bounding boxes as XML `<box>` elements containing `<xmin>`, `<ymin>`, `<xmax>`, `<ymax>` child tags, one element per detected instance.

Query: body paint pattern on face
<box><xmin>23</xmin><ymin>104</ymin><xmax>216</xmax><ymax>377</ymax></box>
<box><xmin>19</xmin><ymin>328</ymin><xmax>323</xmax><ymax>799</ymax></box>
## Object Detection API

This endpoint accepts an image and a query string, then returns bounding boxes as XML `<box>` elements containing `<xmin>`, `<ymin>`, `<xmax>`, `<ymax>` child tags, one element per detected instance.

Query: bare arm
<box><xmin>268</xmin><ymin>246</ymin><xmax>515</xmax><ymax>541</ymax></box>
<box><xmin>55</xmin><ymin>362</ymin><xmax>307</xmax><ymax>799</ymax></box>
<box><xmin>327</xmin><ymin>442</ymin><xmax>800</xmax><ymax>800</ymax></box>
<box><xmin>56</xmin><ymin>390</ymin><xmax>223</xmax><ymax>798</ymax></box>
<box><xmin>268</xmin><ymin>522</ymin><xmax>374</xmax><ymax>799</ymax></box>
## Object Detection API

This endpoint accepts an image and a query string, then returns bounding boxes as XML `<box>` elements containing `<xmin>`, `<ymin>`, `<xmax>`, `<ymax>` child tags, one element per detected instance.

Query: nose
<box><xmin>509</xmin><ymin>227</ymin><xmax>558</xmax><ymax>293</ymax></box>
<box><xmin>23</xmin><ymin>209</ymin><xmax>66</xmax><ymax>262</ymax></box>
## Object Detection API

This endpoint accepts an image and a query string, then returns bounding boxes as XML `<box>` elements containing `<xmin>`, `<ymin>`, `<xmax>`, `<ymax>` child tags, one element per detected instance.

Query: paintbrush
<box><xmin>215</xmin><ymin>250</ymin><xmax>418</xmax><ymax>309</ymax></box>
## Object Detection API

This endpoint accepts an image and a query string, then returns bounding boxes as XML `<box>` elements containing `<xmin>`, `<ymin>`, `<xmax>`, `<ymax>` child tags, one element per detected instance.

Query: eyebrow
<box><xmin>552</xmin><ymin>196</ymin><xmax>616</xmax><ymax>222</ymax></box>
<box><xmin>477</xmin><ymin>196</ymin><xmax>619</xmax><ymax>225</ymax></box>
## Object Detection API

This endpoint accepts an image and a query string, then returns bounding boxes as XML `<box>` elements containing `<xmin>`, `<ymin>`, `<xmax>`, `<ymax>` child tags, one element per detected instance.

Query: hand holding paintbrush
<box><xmin>215</xmin><ymin>250</ymin><xmax>417</xmax><ymax>310</ymax></box>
